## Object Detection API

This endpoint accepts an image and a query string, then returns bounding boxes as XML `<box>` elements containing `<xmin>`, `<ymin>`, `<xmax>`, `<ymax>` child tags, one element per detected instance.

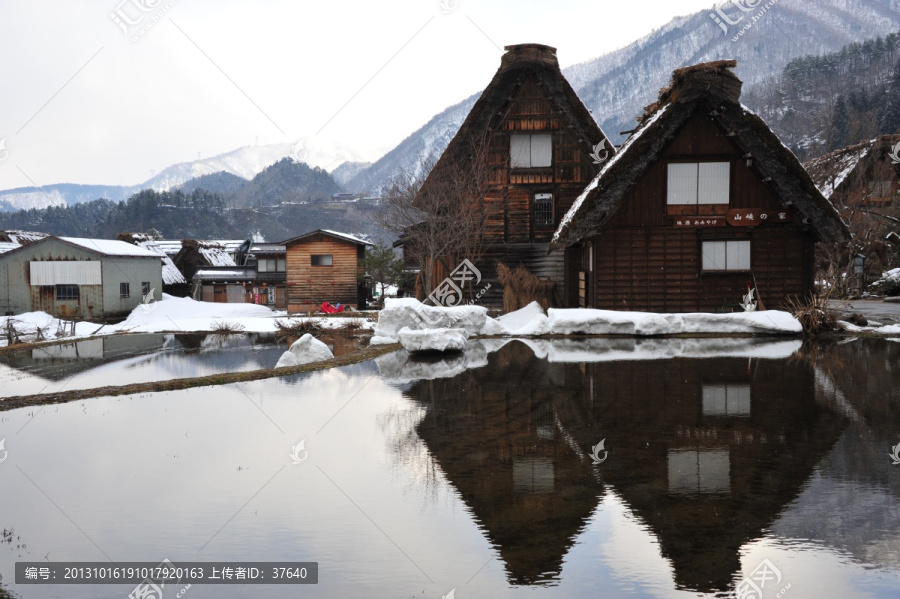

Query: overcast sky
<box><xmin>0</xmin><ymin>0</ymin><xmax>719</xmax><ymax>191</ymax></box>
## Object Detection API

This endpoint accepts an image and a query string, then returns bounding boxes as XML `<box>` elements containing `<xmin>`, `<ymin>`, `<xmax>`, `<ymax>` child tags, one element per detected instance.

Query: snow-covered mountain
<box><xmin>0</xmin><ymin>140</ymin><xmax>368</xmax><ymax>211</ymax></box>
<box><xmin>345</xmin><ymin>0</ymin><xmax>900</xmax><ymax>194</ymax></box>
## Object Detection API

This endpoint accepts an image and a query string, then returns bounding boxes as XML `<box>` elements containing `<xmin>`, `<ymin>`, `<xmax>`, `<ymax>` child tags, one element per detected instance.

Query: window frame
<box><xmin>311</xmin><ymin>254</ymin><xmax>333</xmax><ymax>267</ymax></box>
<box><xmin>533</xmin><ymin>192</ymin><xmax>554</xmax><ymax>226</ymax></box>
<box><xmin>141</xmin><ymin>282</ymin><xmax>151</xmax><ymax>296</ymax></box>
<box><xmin>667</xmin><ymin>161</ymin><xmax>731</xmax><ymax>206</ymax></box>
<box><xmin>701</xmin><ymin>240</ymin><xmax>751</xmax><ymax>272</ymax></box>
<box><xmin>510</xmin><ymin>133</ymin><xmax>553</xmax><ymax>169</ymax></box>
<box><xmin>120</xmin><ymin>282</ymin><xmax>131</xmax><ymax>298</ymax></box>
<box><xmin>55</xmin><ymin>284</ymin><xmax>79</xmax><ymax>301</ymax></box>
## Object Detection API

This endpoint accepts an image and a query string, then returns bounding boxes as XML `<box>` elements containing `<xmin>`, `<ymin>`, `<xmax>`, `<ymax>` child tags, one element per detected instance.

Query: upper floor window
<box><xmin>258</xmin><ymin>258</ymin><xmax>286</xmax><ymax>272</ymax></box>
<box><xmin>311</xmin><ymin>254</ymin><xmax>333</xmax><ymax>266</ymax></box>
<box><xmin>510</xmin><ymin>134</ymin><xmax>552</xmax><ymax>168</ymax></box>
<box><xmin>667</xmin><ymin>162</ymin><xmax>730</xmax><ymax>205</ymax></box>
<box><xmin>534</xmin><ymin>193</ymin><xmax>554</xmax><ymax>225</ymax></box>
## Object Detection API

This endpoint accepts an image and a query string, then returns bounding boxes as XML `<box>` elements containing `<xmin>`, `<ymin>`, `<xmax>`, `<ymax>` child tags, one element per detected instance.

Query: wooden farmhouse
<box><xmin>552</xmin><ymin>60</ymin><xmax>849</xmax><ymax>312</ymax></box>
<box><xmin>412</xmin><ymin>43</ymin><xmax>613</xmax><ymax>304</ymax></box>
<box><xmin>282</xmin><ymin>229</ymin><xmax>372</xmax><ymax>313</ymax></box>
<box><xmin>804</xmin><ymin>134</ymin><xmax>900</xmax><ymax>209</ymax></box>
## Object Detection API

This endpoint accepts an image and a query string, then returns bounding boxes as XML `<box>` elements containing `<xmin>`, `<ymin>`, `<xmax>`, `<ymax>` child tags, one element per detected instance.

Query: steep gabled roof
<box><xmin>804</xmin><ymin>135</ymin><xmax>900</xmax><ymax>202</ymax></box>
<box><xmin>417</xmin><ymin>43</ymin><xmax>612</xmax><ymax>201</ymax></box>
<box><xmin>553</xmin><ymin>60</ymin><xmax>850</xmax><ymax>247</ymax></box>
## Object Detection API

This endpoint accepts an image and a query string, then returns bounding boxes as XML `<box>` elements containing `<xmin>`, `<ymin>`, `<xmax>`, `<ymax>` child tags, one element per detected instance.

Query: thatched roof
<box><xmin>416</xmin><ymin>43</ymin><xmax>611</xmax><ymax>201</ymax></box>
<box><xmin>553</xmin><ymin>60</ymin><xmax>850</xmax><ymax>247</ymax></box>
<box><xmin>804</xmin><ymin>135</ymin><xmax>900</xmax><ymax>201</ymax></box>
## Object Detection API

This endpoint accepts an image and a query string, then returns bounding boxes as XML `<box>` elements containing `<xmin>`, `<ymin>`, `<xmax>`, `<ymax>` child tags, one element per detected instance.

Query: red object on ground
<box><xmin>320</xmin><ymin>302</ymin><xmax>345</xmax><ymax>314</ymax></box>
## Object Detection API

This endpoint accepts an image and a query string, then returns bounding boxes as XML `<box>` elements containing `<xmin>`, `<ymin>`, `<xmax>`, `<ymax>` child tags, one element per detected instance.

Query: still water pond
<box><xmin>0</xmin><ymin>333</ymin><xmax>361</xmax><ymax>397</ymax></box>
<box><xmin>1</xmin><ymin>337</ymin><xmax>899</xmax><ymax>598</ymax></box>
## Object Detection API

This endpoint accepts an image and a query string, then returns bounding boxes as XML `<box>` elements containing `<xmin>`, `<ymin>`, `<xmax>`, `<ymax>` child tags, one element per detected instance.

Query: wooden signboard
<box><xmin>727</xmin><ymin>209</ymin><xmax>791</xmax><ymax>227</ymax></box>
<box><xmin>672</xmin><ymin>216</ymin><xmax>727</xmax><ymax>227</ymax></box>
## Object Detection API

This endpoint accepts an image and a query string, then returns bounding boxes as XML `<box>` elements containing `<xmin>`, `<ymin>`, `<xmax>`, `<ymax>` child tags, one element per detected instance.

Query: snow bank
<box><xmin>0</xmin><ymin>312</ymin><xmax>100</xmax><ymax>346</ymax></box>
<box><xmin>373</xmin><ymin>298</ymin><xmax>490</xmax><ymax>340</ymax></box>
<box><xmin>495</xmin><ymin>302</ymin><xmax>551</xmax><ymax>336</ymax></box>
<box><xmin>397</xmin><ymin>327</ymin><xmax>469</xmax><ymax>353</ymax></box>
<box><xmin>547</xmin><ymin>308</ymin><xmax>802</xmax><ymax>335</ymax></box>
<box><xmin>275</xmin><ymin>333</ymin><xmax>334</xmax><ymax>368</ymax></box>
<box><xmin>111</xmin><ymin>294</ymin><xmax>275</xmax><ymax>334</ymax></box>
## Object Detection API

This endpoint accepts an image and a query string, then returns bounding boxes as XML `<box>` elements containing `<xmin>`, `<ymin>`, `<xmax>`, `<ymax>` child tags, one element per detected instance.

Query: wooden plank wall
<box><xmin>286</xmin><ymin>236</ymin><xmax>361</xmax><ymax>312</ymax></box>
<box><xmin>588</xmin><ymin>114</ymin><xmax>815</xmax><ymax>312</ymax></box>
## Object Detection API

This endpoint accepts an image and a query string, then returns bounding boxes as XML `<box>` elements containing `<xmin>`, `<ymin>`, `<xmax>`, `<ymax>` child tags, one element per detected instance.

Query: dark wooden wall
<box><xmin>483</xmin><ymin>76</ymin><xmax>599</xmax><ymax>246</ymax></box>
<box><xmin>286</xmin><ymin>234</ymin><xmax>364</xmax><ymax>312</ymax></box>
<box><xmin>576</xmin><ymin>114</ymin><xmax>815</xmax><ymax>312</ymax></box>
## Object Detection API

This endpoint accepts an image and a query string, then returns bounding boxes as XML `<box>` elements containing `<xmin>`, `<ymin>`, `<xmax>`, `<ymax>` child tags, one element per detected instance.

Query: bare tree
<box><xmin>375</xmin><ymin>133</ymin><xmax>494</xmax><ymax>301</ymax></box>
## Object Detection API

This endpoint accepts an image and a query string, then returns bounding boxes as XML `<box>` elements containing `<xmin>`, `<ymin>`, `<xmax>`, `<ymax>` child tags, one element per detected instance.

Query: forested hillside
<box><xmin>745</xmin><ymin>32</ymin><xmax>900</xmax><ymax>161</ymax></box>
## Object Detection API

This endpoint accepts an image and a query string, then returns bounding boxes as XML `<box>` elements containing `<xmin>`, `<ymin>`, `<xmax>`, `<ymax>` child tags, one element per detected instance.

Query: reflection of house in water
<box><xmin>401</xmin><ymin>342</ymin><xmax>603</xmax><ymax>585</ymax></box>
<box><xmin>554</xmin><ymin>350</ymin><xmax>847</xmax><ymax>592</ymax></box>
<box><xmin>399</xmin><ymin>340</ymin><xmax>849</xmax><ymax>592</ymax></box>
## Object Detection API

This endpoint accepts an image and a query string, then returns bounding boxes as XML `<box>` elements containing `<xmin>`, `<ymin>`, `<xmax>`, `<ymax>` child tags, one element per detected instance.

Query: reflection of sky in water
<box><xmin>0</xmin><ymin>334</ymin><xmax>286</xmax><ymax>397</ymax></box>
<box><xmin>0</xmin><ymin>338</ymin><xmax>898</xmax><ymax>598</ymax></box>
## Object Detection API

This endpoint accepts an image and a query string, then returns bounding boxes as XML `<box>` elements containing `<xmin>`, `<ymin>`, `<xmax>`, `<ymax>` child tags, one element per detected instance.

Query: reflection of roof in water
<box><xmin>396</xmin><ymin>339</ymin><xmax>848</xmax><ymax>593</ymax></box>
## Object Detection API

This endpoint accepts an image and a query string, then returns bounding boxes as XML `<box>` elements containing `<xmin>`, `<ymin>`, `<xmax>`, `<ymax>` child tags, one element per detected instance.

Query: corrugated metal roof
<box><xmin>59</xmin><ymin>237</ymin><xmax>161</xmax><ymax>258</ymax></box>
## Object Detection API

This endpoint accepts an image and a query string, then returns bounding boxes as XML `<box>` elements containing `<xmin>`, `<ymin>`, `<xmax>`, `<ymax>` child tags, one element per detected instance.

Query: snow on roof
<box><xmin>804</xmin><ymin>139</ymin><xmax>876</xmax><ymax>200</ymax></box>
<box><xmin>0</xmin><ymin>242</ymin><xmax>21</xmax><ymax>255</ymax></box>
<box><xmin>3</xmin><ymin>230</ymin><xmax>48</xmax><ymax>245</ymax></box>
<box><xmin>153</xmin><ymin>240</ymin><xmax>183</xmax><ymax>256</ymax></box>
<box><xmin>554</xmin><ymin>103</ymin><xmax>670</xmax><ymax>243</ymax></box>
<box><xmin>249</xmin><ymin>244</ymin><xmax>285</xmax><ymax>254</ymax></box>
<box><xmin>135</xmin><ymin>240</ymin><xmax>187</xmax><ymax>285</ymax></box>
<box><xmin>321</xmin><ymin>230</ymin><xmax>373</xmax><ymax>245</ymax></box>
<box><xmin>193</xmin><ymin>268</ymin><xmax>253</xmax><ymax>279</ymax></box>
<box><xmin>198</xmin><ymin>247</ymin><xmax>237</xmax><ymax>267</ymax></box>
<box><xmin>59</xmin><ymin>237</ymin><xmax>161</xmax><ymax>258</ymax></box>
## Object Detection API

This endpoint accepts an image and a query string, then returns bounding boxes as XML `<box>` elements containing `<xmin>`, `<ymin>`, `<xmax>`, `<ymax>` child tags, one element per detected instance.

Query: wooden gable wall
<box><xmin>580</xmin><ymin>114</ymin><xmax>815</xmax><ymax>312</ymax></box>
<box><xmin>484</xmin><ymin>76</ymin><xmax>599</xmax><ymax>246</ymax></box>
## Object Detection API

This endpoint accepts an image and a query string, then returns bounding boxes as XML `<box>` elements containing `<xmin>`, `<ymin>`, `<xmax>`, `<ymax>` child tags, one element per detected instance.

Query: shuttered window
<box><xmin>510</xmin><ymin>134</ymin><xmax>552</xmax><ymax>168</ymax></box>
<box><xmin>702</xmin><ymin>240</ymin><xmax>751</xmax><ymax>271</ymax></box>
<box><xmin>667</xmin><ymin>162</ymin><xmax>730</xmax><ymax>204</ymax></box>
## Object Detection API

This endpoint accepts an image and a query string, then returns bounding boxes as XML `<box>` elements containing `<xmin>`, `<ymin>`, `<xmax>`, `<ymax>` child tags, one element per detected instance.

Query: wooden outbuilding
<box><xmin>410</xmin><ymin>43</ymin><xmax>613</xmax><ymax>305</ymax></box>
<box><xmin>282</xmin><ymin>229</ymin><xmax>372</xmax><ymax>313</ymax></box>
<box><xmin>552</xmin><ymin>60</ymin><xmax>849</xmax><ymax>312</ymax></box>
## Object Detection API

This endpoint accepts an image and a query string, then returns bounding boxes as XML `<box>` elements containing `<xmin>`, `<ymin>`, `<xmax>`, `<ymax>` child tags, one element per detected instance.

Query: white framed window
<box><xmin>702</xmin><ymin>240</ymin><xmax>750</xmax><ymax>271</ymax></box>
<box><xmin>667</xmin><ymin>162</ymin><xmax>730</xmax><ymax>205</ymax></box>
<box><xmin>510</xmin><ymin>134</ymin><xmax>552</xmax><ymax>168</ymax></box>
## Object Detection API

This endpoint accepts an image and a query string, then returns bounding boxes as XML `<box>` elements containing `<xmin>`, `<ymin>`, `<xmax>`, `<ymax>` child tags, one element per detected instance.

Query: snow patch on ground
<box><xmin>547</xmin><ymin>307</ymin><xmax>801</xmax><ymax>335</ymax></box>
<box><xmin>373</xmin><ymin>298</ymin><xmax>489</xmax><ymax>340</ymax></box>
<box><xmin>397</xmin><ymin>327</ymin><xmax>469</xmax><ymax>353</ymax></box>
<box><xmin>275</xmin><ymin>334</ymin><xmax>334</xmax><ymax>368</ymax></box>
<box><xmin>496</xmin><ymin>302</ymin><xmax>551</xmax><ymax>336</ymax></box>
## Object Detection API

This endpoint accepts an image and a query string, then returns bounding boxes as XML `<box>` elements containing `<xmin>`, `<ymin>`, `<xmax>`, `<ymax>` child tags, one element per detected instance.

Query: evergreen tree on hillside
<box><xmin>879</xmin><ymin>58</ymin><xmax>900</xmax><ymax>134</ymax></box>
<box><xmin>828</xmin><ymin>95</ymin><xmax>852</xmax><ymax>150</ymax></box>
